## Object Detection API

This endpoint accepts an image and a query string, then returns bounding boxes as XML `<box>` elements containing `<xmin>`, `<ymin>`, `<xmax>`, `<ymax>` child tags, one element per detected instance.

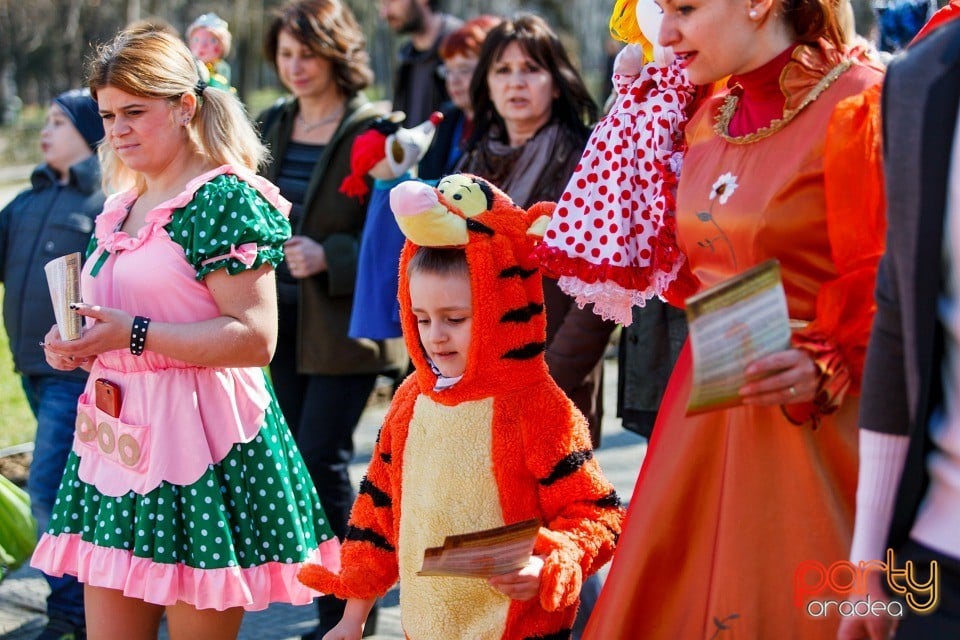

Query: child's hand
<box><xmin>321</xmin><ymin>619</ymin><xmax>364</xmax><ymax>640</ymax></box>
<box><xmin>487</xmin><ymin>555</ymin><xmax>545</xmax><ymax>601</ymax></box>
<box><xmin>321</xmin><ymin>597</ymin><xmax>375</xmax><ymax>640</ymax></box>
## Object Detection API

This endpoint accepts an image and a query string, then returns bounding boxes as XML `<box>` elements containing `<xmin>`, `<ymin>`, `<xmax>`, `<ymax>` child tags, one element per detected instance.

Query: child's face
<box><xmin>40</xmin><ymin>103</ymin><xmax>92</xmax><ymax>177</ymax></box>
<box><xmin>189</xmin><ymin>27</ymin><xmax>223</xmax><ymax>63</ymax></box>
<box><xmin>409</xmin><ymin>269</ymin><xmax>473</xmax><ymax>379</ymax></box>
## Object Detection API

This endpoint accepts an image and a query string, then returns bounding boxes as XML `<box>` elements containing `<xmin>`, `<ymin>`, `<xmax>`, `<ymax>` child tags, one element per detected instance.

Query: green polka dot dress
<box><xmin>31</xmin><ymin>167</ymin><xmax>340</xmax><ymax>610</ymax></box>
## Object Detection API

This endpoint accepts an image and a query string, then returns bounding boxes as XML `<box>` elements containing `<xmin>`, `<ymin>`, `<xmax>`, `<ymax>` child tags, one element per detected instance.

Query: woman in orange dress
<box><xmin>583</xmin><ymin>0</ymin><xmax>885</xmax><ymax>637</ymax></box>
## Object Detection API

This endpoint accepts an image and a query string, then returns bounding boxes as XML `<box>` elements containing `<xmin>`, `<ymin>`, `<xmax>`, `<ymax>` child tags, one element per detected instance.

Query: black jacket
<box><xmin>0</xmin><ymin>155</ymin><xmax>103</xmax><ymax>379</ymax></box>
<box><xmin>392</xmin><ymin>14</ymin><xmax>462</xmax><ymax>126</ymax></box>
<box><xmin>418</xmin><ymin>103</ymin><xmax>466</xmax><ymax>181</ymax></box>
<box><xmin>617</xmin><ymin>299</ymin><xmax>688</xmax><ymax>438</ymax></box>
<box><xmin>860</xmin><ymin>18</ymin><xmax>960</xmax><ymax>553</ymax></box>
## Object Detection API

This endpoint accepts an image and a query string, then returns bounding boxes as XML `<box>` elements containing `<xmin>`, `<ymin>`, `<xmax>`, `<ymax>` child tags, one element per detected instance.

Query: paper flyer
<box><xmin>417</xmin><ymin>519</ymin><xmax>541</xmax><ymax>579</ymax></box>
<box><xmin>684</xmin><ymin>259</ymin><xmax>791</xmax><ymax>415</ymax></box>
<box><xmin>44</xmin><ymin>252</ymin><xmax>83</xmax><ymax>341</ymax></box>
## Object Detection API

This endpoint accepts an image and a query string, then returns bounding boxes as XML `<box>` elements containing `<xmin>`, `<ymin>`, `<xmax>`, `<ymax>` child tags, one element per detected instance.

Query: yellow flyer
<box><xmin>685</xmin><ymin>259</ymin><xmax>791</xmax><ymax>415</ymax></box>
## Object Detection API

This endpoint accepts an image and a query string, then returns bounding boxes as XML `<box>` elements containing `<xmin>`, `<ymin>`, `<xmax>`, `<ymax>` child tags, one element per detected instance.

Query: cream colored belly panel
<box><xmin>399</xmin><ymin>395</ymin><xmax>509</xmax><ymax>639</ymax></box>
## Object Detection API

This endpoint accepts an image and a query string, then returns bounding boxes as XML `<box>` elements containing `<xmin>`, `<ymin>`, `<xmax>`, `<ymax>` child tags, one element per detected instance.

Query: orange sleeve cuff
<box><xmin>780</xmin><ymin>331</ymin><xmax>852</xmax><ymax>429</ymax></box>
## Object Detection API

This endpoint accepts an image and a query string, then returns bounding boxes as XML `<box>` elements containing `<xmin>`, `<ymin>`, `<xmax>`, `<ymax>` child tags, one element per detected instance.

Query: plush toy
<box><xmin>187</xmin><ymin>13</ymin><xmax>232</xmax><ymax>91</ymax></box>
<box><xmin>299</xmin><ymin>174</ymin><xmax>624</xmax><ymax>639</ymax></box>
<box><xmin>534</xmin><ymin>0</ymin><xmax>701</xmax><ymax>324</ymax></box>
<box><xmin>343</xmin><ymin>112</ymin><xmax>443</xmax><ymax>340</ymax></box>
<box><xmin>339</xmin><ymin>111</ymin><xmax>443</xmax><ymax>201</ymax></box>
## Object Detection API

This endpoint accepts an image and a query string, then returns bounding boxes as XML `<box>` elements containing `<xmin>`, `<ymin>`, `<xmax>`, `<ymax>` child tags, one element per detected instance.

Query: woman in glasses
<box><xmin>417</xmin><ymin>14</ymin><xmax>501</xmax><ymax>180</ymax></box>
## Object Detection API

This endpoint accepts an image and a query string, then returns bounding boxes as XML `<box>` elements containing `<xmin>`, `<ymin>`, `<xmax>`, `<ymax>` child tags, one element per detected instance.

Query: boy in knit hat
<box><xmin>1</xmin><ymin>88</ymin><xmax>104</xmax><ymax>640</ymax></box>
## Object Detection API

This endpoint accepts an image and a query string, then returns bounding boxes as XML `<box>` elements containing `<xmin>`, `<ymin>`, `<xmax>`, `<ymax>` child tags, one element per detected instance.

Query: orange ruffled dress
<box><xmin>584</xmin><ymin>43</ymin><xmax>884</xmax><ymax>639</ymax></box>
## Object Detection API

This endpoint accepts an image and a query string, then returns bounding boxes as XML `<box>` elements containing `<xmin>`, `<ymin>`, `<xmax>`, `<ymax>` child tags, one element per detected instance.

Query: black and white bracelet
<box><xmin>130</xmin><ymin>315</ymin><xmax>151</xmax><ymax>356</ymax></box>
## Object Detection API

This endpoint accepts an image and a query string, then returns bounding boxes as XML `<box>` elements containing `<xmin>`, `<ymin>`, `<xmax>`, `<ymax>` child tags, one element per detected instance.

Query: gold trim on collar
<box><xmin>713</xmin><ymin>59</ymin><xmax>853</xmax><ymax>144</ymax></box>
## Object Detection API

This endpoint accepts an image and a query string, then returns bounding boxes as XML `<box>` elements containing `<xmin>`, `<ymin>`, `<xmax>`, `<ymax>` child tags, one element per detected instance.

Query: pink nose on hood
<box><xmin>390</xmin><ymin>180</ymin><xmax>440</xmax><ymax>217</ymax></box>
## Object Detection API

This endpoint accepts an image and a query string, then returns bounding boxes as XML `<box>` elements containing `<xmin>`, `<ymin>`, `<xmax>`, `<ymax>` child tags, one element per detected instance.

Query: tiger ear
<box><xmin>525</xmin><ymin>201</ymin><xmax>556</xmax><ymax>240</ymax></box>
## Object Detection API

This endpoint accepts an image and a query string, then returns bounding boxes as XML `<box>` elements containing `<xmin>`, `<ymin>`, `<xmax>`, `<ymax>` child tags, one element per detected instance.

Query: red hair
<box><xmin>439</xmin><ymin>15</ymin><xmax>502</xmax><ymax>60</ymax></box>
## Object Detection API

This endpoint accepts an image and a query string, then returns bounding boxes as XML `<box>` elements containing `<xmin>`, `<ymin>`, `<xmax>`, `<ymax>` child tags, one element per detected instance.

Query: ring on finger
<box><xmin>788</xmin><ymin>385</ymin><xmax>797</xmax><ymax>397</ymax></box>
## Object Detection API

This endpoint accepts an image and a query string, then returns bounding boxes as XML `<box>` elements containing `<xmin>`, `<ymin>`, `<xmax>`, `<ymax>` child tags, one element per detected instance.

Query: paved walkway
<box><xmin>0</xmin><ymin>346</ymin><xmax>646</xmax><ymax>640</ymax></box>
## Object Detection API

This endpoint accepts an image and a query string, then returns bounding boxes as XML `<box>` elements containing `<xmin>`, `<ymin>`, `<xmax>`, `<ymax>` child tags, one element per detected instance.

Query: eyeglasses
<box><xmin>437</xmin><ymin>64</ymin><xmax>477</xmax><ymax>81</ymax></box>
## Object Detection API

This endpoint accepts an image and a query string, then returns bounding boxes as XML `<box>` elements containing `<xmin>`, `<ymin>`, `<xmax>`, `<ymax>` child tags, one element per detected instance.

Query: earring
<box><xmin>749</xmin><ymin>9</ymin><xmax>759</xmax><ymax>18</ymax></box>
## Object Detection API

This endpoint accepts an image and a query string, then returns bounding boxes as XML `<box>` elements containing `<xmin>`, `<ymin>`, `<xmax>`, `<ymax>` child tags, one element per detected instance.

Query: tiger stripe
<box><xmin>503</xmin><ymin>342</ymin><xmax>546</xmax><ymax>360</ymax></box>
<box><xmin>499</xmin><ymin>265</ymin><xmax>539</xmax><ymax>279</ymax></box>
<box><xmin>540</xmin><ymin>449</ymin><xmax>594</xmax><ymax>486</ymax></box>
<box><xmin>501</xmin><ymin>303</ymin><xmax>545</xmax><ymax>323</ymax></box>
<box><xmin>358</xmin><ymin>477</ymin><xmax>392</xmax><ymax>508</ymax></box>
<box><xmin>344</xmin><ymin>525</ymin><xmax>394</xmax><ymax>552</ymax></box>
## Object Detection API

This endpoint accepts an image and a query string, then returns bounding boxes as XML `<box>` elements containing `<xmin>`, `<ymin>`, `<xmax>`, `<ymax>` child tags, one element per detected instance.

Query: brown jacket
<box><xmin>259</xmin><ymin>94</ymin><xmax>406</xmax><ymax>375</ymax></box>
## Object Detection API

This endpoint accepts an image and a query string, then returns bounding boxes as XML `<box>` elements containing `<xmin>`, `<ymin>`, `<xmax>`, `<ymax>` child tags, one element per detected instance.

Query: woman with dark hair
<box><xmin>456</xmin><ymin>13</ymin><xmax>597</xmax><ymax>200</ymax></box>
<box><xmin>455</xmin><ymin>13</ymin><xmax>613</xmax><ymax>448</ymax></box>
<box><xmin>257</xmin><ymin>1</ymin><xmax>405</xmax><ymax>637</ymax></box>
<box><xmin>581</xmin><ymin>0</ymin><xmax>885</xmax><ymax>636</ymax></box>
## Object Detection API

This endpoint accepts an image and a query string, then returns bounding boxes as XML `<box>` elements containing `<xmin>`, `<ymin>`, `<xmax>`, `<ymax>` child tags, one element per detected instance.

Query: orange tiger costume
<box><xmin>298</xmin><ymin>174</ymin><xmax>624</xmax><ymax>639</ymax></box>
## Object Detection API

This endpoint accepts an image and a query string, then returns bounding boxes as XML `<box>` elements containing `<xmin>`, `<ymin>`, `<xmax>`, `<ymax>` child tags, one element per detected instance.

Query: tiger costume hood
<box><xmin>392</xmin><ymin>174</ymin><xmax>556</xmax><ymax>401</ymax></box>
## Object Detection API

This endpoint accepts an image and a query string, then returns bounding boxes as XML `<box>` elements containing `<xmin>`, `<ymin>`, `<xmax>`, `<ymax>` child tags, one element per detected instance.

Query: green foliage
<box><xmin>0</xmin><ymin>105</ymin><xmax>45</xmax><ymax>167</ymax></box>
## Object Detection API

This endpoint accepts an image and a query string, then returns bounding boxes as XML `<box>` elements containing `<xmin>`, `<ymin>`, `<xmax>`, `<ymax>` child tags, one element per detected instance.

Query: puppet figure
<box><xmin>534</xmin><ymin>0</ymin><xmax>701</xmax><ymax>324</ymax></box>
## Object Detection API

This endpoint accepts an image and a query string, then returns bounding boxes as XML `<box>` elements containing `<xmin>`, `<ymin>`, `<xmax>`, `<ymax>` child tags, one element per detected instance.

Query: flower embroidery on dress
<box><xmin>695</xmin><ymin>172</ymin><xmax>739</xmax><ymax>269</ymax></box>
<box><xmin>709</xmin><ymin>172</ymin><xmax>738</xmax><ymax>204</ymax></box>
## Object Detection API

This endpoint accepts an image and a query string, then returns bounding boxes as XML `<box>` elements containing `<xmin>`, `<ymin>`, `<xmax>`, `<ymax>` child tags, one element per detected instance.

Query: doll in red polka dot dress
<box><xmin>535</xmin><ymin>0</ymin><xmax>701</xmax><ymax>324</ymax></box>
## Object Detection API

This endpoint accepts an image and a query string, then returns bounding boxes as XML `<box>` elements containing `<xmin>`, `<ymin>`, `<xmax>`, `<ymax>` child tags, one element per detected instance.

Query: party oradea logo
<box><xmin>794</xmin><ymin>549</ymin><xmax>939</xmax><ymax>618</ymax></box>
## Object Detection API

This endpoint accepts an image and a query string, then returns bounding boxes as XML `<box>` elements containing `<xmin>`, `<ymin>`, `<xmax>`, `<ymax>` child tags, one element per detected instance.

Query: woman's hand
<box><xmin>42</xmin><ymin>304</ymin><xmax>132</xmax><ymax>364</ymax></box>
<box><xmin>284</xmin><ymin>235</ymin><xmax>327</xmax><ymax>278</ymax></box>
<box><xmin>41</xmin><ymin>325</ymin><xmax>91</xmax><ymax>371</ymax></box>
<box><xmin>487</xmin><ymin>555</ymin><xmax>545</xmax><ymax>601</ymax></box>
<box><xmin>739</xmin><ymin>347</ymin><xmax>818</xmax><ymax>406</ymax></box>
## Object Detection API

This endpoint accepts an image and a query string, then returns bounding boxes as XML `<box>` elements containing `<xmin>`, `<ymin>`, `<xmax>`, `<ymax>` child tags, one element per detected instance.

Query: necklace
<box><xmin>296</xmin><ymin>107</ymin><xmax>344</xmax><ymax>133</ymax></box>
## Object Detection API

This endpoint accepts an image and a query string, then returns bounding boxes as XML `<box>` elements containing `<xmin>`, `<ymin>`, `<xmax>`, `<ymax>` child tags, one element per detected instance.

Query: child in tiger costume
<box><xmin>298</xmin><ymin>174</ymin><xmax>624</xmax><ymax>639</ymax></box>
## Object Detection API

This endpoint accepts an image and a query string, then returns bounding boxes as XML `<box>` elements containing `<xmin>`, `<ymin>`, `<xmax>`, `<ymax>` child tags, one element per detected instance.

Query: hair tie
<box><xmin>195</xmin><ymin>79</ymin><xmax>207</xmax><ymax>96</ymax></box>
